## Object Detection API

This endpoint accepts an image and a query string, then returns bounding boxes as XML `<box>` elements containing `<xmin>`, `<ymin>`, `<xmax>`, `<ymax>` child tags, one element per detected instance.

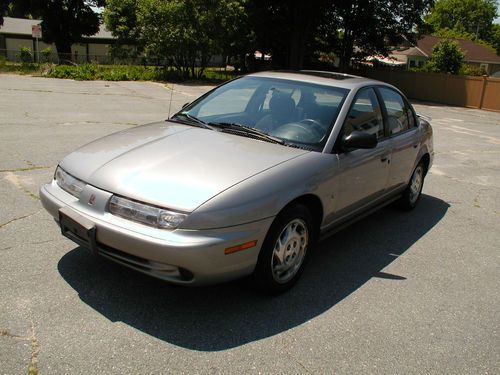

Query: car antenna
<box><xmin>167</xmin><ymin>83</ymin><xmax>174</xmax><ymax>119</ymax></box>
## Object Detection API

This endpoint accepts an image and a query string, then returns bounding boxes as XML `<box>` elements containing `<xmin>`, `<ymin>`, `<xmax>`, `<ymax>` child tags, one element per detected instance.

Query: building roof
<box><xmin>392</xmin><ymin>46</ymin><xmax>428</xmax><ymax>58</ymax></box>
<box><xmin>366</xmin><ymin>55</ymin><xmax>406</xmax><ymax>66</ymax></box>
<box><xmin>0</xmin><ymin>16</ymin><xmax>114</xmax><ymax>40</ymax></box>
<box><xmin>400</xmin><ymin>35</ymin><xmax>500</xmax><ymax>64</ymax></box>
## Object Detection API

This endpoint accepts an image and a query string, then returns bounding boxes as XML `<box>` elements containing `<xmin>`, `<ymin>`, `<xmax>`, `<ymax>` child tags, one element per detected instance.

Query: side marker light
<box><xmin>224</xmin><ymin>240</ymin><xmax>258</xmax><ymax>255</ymax></box>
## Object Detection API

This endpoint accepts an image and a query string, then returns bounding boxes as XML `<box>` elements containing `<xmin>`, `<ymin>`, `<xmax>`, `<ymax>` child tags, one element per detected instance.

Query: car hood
<box><xmin>60</xmin><ymin>121</ymin><xmax>309</xmax><ymax>211</ymax></box>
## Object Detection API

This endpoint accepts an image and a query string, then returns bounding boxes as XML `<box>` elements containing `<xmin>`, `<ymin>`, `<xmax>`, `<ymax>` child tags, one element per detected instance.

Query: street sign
<box><xmin>32</xmin><ymin>24</ymin><xmax>42</xmax><ymax>39</ymax></box>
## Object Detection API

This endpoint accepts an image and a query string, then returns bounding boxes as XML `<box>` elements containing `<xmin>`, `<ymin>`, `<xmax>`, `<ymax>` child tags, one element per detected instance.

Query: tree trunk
<box><xmin>338</xmin><ymin>30</ymin><xmax>355</xmax><ymax>72</ymax></box>
<box><xmin>55</xmin><ymin>40</ymin><xmax>73</xmax><ymax>64</ymax></box>
<box><xmin>338</xmin><ymin>50</ymin><xmax>353</xmax><ymax>72</ymax></box>
<box><xmin>288</xmin><ymin>6</ymin><xmax>307</xmax><ymax>70</ymax></box>
<box><xmin>289</xmin><ymin>29</ymin><xmax>303</xmax><ymax>70</ymax></box>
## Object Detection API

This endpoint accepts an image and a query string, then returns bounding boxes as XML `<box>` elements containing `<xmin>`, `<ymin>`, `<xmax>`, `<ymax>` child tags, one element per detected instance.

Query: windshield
<box><xmin>175</xmin><ymin>76</ymin><xmax>349</xmax><ymax>151</ymax></box>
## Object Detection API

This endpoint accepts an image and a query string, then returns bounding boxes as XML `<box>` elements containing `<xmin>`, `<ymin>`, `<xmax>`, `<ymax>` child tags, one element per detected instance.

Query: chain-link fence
<box><xmin>0</xmin><ymin>48</ymin><xmax>227</xmax><ymax>67</ymax></box>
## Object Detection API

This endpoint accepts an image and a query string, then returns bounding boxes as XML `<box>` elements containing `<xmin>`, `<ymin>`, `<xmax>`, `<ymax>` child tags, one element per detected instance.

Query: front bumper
<box><xmin>40</xmin><ymin>181</ymin><xmax>274</xmax><ymax>285</ymax></box>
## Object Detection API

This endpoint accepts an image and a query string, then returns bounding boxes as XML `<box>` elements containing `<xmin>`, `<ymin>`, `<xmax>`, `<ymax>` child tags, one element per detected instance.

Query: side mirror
<box><xmin>182</xmin><ymin>102</ymin><xmax>190</xmax><ymax>109</ymax></box>
<box><xmin>341</xmin><ymin>130</ymin><xmax>378</xmax><ymax>150</ymax></box>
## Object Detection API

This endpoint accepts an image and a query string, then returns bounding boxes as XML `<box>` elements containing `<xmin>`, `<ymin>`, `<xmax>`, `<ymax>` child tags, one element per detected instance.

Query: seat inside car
<box><xmin>255</xmin><ymin>94</ymin><xmax>297</xmax><ymax>131</ymax></box>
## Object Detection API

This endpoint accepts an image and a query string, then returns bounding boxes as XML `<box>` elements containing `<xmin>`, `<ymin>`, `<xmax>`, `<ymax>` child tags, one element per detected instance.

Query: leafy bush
<box><xmin>425</xmin><ymin>40</ymin><xmax>465</xmax><ymax>74</ymax></box>
<box><xmin>34</xmin><ymin>61</ymin><xmax>234</xmax><ymax>83</ymax></box>
<box><xmin>45</xmin><ymin>63</ymin><xmax>190</xmax><ymax>82</ymax></box>
<box><xmin>76</xmin><ymin>63</ymin><xmax>98</xmax><ymax>80</ymax></box>
<box><xmin>18</xmin><ymin>47</ymin><xmax>33</xmax><ymax>64</ymax></box>
<box><xmin>47</xmin><ymin>64</ymin><xmax>78</xmax><ymax>79</ymax></box>
<box><xmin>459</xmin><ymin>65</ymin><xmax>488</xmax><ymax>76</ymax></box>
<box><xmin>41</xmin><ymin>47</ymin><xmax>52</xmax><ymax>62</ymax></box>
<box><xmin>415</xmin><ymin>63</ymin><xmax>486</xmax><ymax>77</ymax></box>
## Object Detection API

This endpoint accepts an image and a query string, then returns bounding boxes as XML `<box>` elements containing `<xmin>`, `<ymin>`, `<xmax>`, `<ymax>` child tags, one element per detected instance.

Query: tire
<box><xmin>253</xmin><ymin>204</ymin><xmax>314</xmax><ymax>294</ymax></box>
<box><xmin>400</xmin><ymin>161</ymin><xmax>426</xmax><ymax>210</ymax></box>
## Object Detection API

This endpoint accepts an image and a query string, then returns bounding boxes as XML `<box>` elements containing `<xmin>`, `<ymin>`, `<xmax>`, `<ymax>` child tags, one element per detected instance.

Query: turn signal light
<box><xmin>224</xmin><ymin>240</ymin><xmax>258</xmax><ymax>254</ymax></box>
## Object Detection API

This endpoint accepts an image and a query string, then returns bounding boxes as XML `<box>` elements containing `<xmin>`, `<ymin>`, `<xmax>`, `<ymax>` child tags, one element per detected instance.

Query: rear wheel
<box><xmin>400</xmin><ymin>161</ymin><xmax>425</xmax><ymax>210</ymax></box>
<box><xmin>253</xmin><ymin>204</ymin><xmax>314</xmax><ymax>294</ymax></box>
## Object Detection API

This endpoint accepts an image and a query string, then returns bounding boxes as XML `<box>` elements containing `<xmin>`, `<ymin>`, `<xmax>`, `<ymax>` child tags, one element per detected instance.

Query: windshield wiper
<box><xmin>208</xmin><ymin>122</ymin><xmax>285</xmax><ymax>145</ymax></box>
<box><xmin>170</xmin><ymin>113</ymin><xmax>213</xmax><ymax>129</ymax></box>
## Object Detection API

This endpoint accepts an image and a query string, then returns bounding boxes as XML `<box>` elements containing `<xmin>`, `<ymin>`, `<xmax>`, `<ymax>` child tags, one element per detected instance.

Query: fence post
<box><xmin>479</xmin><ymin>75</ymin><xmax>487</xmax><ymax>110</ymax></box>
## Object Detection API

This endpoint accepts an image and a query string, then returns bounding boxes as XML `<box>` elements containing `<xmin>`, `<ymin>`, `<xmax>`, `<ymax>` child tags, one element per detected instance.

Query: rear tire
<box><xmin>400</xmin><ymin>161</ymin><xmax>426</xmax><ymax>210</ymax></box>
<box><xmin>253</xmin><ymin>204</ymin><xmax>314</xmax><ymax>294</ymax></box>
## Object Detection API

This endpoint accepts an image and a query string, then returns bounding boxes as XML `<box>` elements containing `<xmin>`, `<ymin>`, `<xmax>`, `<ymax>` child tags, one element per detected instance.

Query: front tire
<box><xmin>253</xmin><ymin>204</ymin><xmax>314</xmax><ymax>294</ymax></box>
<box><xmin>400</xmin><ymin>161</ymin><xmax>426</xmax><ymax>210</ymax></box>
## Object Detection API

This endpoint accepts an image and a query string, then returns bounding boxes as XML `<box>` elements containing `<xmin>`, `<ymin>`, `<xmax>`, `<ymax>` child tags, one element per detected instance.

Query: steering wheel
<box><xmin>270</xmin><ymin>118</ymin><xmax>325</xmax><ymax>143</ymax></box>
<box><xmin>297</xmin><ymin>119</ymin><xmax>325</xmax><ymax>136</ymax></box>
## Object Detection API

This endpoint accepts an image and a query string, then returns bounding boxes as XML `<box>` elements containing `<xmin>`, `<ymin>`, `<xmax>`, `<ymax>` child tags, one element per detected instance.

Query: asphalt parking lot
<box><xmin>0</xmin><ymin>74</ymin><xmax>499</xmax><ymax>374</ymax></box>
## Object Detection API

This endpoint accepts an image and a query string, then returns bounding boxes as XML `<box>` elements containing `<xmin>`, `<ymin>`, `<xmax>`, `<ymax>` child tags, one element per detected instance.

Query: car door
<box><xmin>333</xmin><ymin>87</ymin><xmax>391</xmax><ymax>220</ymax></box>
<box><xmin>377</xmin><ymin>87</ymin><xmax>420</xmax><ymax>191</ymax></box>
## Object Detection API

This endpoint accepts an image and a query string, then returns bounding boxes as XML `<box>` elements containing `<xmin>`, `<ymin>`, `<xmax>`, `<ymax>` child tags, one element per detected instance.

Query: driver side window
<box><xmin>344</xmin><ymin>88</ymin><xmax>384</xmax><ymax>139</ymax></box>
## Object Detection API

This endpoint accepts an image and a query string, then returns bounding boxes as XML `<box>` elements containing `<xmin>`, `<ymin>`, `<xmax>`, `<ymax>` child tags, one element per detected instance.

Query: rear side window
<box><xmin>378</xmin><ymin>87</ymin><xmax>415</xmax><ymax>135</ymax></box>
<box><xmin>344</xmin><ymin>88</ymin><xmax>384</xmax><ymax>139</ymax></box>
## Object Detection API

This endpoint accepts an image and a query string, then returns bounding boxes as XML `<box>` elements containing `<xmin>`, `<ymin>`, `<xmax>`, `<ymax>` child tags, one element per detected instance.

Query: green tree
<box><xmin>490</xmin><ymin>23</ymin><xmax>500</xmax><ymax>54</ymax></box>
<box><xmin>217</xmin><ymin>0</ymin><xmax>254</xmax><ymax>72</ymax></box>
<box><xmin>425</xmin><ymin>0</ymin><xmax>498</xmax><ymax>41</ymax></box>
<box><xmin>317</xmin><ymin>0</ymin><xmax>433</xmax><ymax>70</ymax></box>
<box><xmin>137</xmin><ymin>0</ymin><xmax>207</xmax><ymax>77</ymax></box>
<box><xmin>103</xmin><ymin>0</ymin><xmax>142</xmax><ymax>57</ymax></box>
<box><xmin>1</xmin><ymin>0</ymin><xmax>43</xmax><ymax>20</ymax></box>
<box><xmin>0</xmin><ymin>5</ymin><xmax>5</xmax><ymax>26</ymax></box>
<box><xmin>246</xmin><ymin>0</ymin><xmax>329</xmax><ymax>69</ymax></box>
<box><xmin>38</xmin><ymin>0</ymin><xmax>105</xmax><ymax>60</ymax></box>
<box><xmin>103</xmin><ymin>0</ymin><xmax>433</xmax><ymax>73</ymax></box>
<box><xmin>1</xmin><ymin>0</ymin><xmax>28</xmax><ymax>25</ymax></box>
<box><xmin>425</xmin><ymin>39</ymin><xmax>465</xmax><ymax>74</ymax></box>
<box><xmin>105</xmin><ymin>0</ymin><xmax>248</xmax><ymax>77</ymax></box>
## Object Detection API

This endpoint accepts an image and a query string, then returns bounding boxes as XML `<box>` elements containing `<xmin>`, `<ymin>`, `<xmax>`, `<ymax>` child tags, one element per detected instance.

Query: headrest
<box><xmin>269</xmin><ymin>95</ymin><xmax>295</xmax><ymax>113</ymax></box>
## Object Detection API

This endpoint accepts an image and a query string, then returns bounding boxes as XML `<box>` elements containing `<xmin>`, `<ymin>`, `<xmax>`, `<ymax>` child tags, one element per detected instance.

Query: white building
<box><xmin>0</xmin><ymin>17</ymin><xmax>115</xmax><ymax>63</ymax></box>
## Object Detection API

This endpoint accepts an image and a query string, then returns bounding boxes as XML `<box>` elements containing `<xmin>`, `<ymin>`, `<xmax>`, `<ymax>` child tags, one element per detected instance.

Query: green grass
<box><xmin>0</xmin><ymin>58</ymin><xmax>237</xmax><ymax>83</ymax></box>
<box><xmin>0</xmin><ymin>58</ymin><xmax>43</xmax><ymax>74</ymax></box>
<box><xmin>46</xmin><ymin>63</ymin><xmax>171</xmax><ymax>81</ymax></box>
<box><xmin>46</xmin><ymin>63</ymin><xmax>236</xmax><ymax>82</ymax></box>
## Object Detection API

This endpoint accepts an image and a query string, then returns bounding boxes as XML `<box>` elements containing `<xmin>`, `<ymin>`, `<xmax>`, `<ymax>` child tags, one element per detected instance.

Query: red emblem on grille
<box><xmin>88</xmin><ymin>194</ymin><xmax>96</xmax><ymax>205</ymax></box>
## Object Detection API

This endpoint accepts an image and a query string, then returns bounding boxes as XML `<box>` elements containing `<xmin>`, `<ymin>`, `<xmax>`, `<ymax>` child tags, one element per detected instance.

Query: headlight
<box><xmin>109</xmin><ymin>195</ymin><xmax>187</xmax><ymax>230</ymax></box>
<box><xmin>55</xmin><ymin>166</ymin><xmax>86</xmax><ymax>198</ymax></box>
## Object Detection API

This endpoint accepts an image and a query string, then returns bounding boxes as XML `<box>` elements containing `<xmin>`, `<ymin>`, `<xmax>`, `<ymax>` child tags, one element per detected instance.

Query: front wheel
<box><xmin>253</xmin><ymin>204</ymin><xmax>314</xmax><ymax>294</ymax></box>
<box><xmin>400</xmin><ymin>161</ymin><xmax>426</xmax><ymax>210</ymax></box>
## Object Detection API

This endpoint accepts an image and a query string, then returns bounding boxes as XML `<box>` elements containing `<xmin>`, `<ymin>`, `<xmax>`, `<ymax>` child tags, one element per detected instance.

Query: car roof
<box><xmin>247</xmin><ymin>70</ymin><xmax>390</xmax><ymax>91</ymax></box>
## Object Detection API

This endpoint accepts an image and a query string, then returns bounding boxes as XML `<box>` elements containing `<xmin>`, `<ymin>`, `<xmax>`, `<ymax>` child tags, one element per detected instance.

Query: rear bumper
<box><xmin>40</xmin><ymin>181</ymin><xmax>273</xmax><ymax>285</ymax></box>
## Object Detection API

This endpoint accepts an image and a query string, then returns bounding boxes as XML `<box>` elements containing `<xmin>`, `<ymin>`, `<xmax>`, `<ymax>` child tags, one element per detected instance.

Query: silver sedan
<box><xmin>40</xmin><ymin>71</ymin><xmax>433</xmax><ymax>293</ymax></box>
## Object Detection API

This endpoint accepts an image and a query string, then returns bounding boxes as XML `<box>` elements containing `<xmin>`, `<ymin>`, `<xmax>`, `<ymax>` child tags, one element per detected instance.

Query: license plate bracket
<box><xmin>59</xmin><ymin>206</ymin><xmax>98</xmax><ymax>255</ymax></box>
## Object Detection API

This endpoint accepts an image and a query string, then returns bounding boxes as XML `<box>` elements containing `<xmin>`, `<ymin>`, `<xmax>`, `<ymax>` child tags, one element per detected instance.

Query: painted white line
<box><xmin>450</xmin><ymin>125</ymin><xmax>484</xmax><ymax>134</ymax></box>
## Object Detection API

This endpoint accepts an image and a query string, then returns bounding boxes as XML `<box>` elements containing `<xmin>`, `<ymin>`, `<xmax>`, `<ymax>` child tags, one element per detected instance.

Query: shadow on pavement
<box><xmin>58</xmin><ymin>194</ymin><xmax>449</xmax><ymax>351</ymax></box>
